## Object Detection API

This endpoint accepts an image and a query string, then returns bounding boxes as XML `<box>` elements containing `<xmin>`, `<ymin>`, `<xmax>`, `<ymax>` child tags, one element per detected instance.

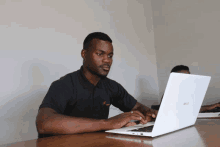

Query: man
<box><xmin>158</xmin><ymin>65</ymin><xmax>220</xmax><ymax>112</ymax></box>
<box><xmin>36</xmin><ymin>32</ymin><xmax>157</xmax><ymax>138</ymax></box>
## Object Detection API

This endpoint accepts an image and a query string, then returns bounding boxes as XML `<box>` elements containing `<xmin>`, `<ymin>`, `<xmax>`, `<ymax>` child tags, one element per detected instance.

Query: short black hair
<box><xmin>171</xmin><ymin>65</ymin><xmax>190</xmax><ymax>73</ymax></box>
<box><xmin>83</xmin><ymin>32</ymin><xmax>112</xmax><ymax>50</ymax></box>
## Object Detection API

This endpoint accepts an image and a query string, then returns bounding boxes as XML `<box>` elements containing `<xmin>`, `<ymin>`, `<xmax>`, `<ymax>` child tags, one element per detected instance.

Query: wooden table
<box><xmin>1</xmin><ymin>119</ymin><xmax>220</xmax><ymax>147</ymax></box>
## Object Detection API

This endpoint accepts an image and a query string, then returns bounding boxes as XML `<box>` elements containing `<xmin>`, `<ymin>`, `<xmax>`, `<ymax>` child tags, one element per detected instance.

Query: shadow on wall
<box><xmin>202</xmin><ymin>86</ymin><xmax>220</xmax><ymax>105</ymax></box>
<box><xmin>0</xmin><ymin>59</ymin><xmax>68</xmax><ymax>145</ymax></box>
<box><xmin>135</xmin><ymin>76</ymin><xmax>159</xmax><ymax>107</ymax></box>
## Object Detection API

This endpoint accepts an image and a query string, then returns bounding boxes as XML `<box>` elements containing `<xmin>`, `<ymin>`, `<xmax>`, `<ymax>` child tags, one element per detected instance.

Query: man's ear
<box><xmin>81</xmin><ymin>49</ymin><xmax>86</xmax><ymax>61</ymax></box>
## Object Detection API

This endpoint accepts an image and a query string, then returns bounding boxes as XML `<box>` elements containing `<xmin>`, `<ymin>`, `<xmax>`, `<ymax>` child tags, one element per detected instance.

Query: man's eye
<box><xmin>108</xmin><ymin>55</ymin><xmax>113</xmax><ymax>58</ymax></box>
<box><xmin>97</xmin><ymin>53</ymin><xmax>102</xmax><ymax>56</ymax></box>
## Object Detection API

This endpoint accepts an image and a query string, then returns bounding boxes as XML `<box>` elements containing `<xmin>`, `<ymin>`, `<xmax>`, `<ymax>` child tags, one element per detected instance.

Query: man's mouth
<box><xmin>101</xmin><ymin>65</ymin><xmax>110</xmax><ymax>71</ymax></box>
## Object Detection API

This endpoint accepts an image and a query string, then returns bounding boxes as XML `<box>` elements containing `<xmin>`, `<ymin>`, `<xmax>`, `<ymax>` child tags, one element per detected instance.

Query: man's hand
<box><xmin>214</xmin><ymin>103</ymin><xmax>220</xmax><ymax>108</ymax></box>
<box><xmin>144</xmin><ymin>109</ymin><xmax>158</xmax><ymax>122</ymax></box>
<box><xmin>208</xmin><ymin>103</ymin><xmax>220</xmax><ymax>110</ymax></box>
<box><xmin>105</xmin><ymin>111</ymin><xmax>146</xmax><ymax>130</ymax></box>
<box><xmin>132</xmin><ymin>102</ymin><xmax>158</xmax><ymax>123</ymax></box>
<box><xmin>200</xmin><ymin>103</ymin><xmax>220</xmax><ymax>112</ymax></box>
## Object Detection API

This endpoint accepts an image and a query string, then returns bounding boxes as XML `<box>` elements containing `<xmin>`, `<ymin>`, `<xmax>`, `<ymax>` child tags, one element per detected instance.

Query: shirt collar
<box><xmin>78</xmin><ymin>66</ymin><xmax>103</xmax><ymax>89</ymax></box>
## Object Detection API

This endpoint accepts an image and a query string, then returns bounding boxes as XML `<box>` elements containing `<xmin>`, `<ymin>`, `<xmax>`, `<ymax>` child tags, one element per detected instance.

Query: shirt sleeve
<box><xmin>111</xmin><ymin>82</ymin><xmax>137</xmax><ymax>112</ymax></box>
<box><xmin>39</xmin><ymin>80</ymin><xmax>72</xmax><ymax>114</ymax></box>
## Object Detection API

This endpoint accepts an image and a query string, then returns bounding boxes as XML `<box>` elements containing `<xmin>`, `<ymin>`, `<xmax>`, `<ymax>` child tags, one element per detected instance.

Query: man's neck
<box><xmin>82</xmin><ymin>66</ymin><xmax>100</xmax><ymax>86</ymax></box>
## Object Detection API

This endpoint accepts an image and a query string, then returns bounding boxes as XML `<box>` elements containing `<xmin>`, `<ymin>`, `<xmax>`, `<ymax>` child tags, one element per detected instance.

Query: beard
<box><xmin>86</xmin><ymin>65</ymin><xmax>107</xmax><ymax>79</ymax></box>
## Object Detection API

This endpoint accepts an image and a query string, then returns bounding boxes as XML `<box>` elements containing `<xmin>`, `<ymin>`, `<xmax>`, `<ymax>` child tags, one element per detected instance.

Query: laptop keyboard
<box><xmin>129</xmin><ymin>125</ymin><xmax>154</xmax><ymax>132</ymax></box>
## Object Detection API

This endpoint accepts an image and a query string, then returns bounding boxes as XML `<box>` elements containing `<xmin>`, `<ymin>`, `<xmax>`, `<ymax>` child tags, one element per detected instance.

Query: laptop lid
<box><xmin>152</xmin><ymin>73</ymin><xmax>211</xmax><ymax>137</ymax></box>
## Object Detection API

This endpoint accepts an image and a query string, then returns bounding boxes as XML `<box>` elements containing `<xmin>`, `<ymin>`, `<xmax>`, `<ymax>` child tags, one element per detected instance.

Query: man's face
<box><xmin>178</xmin><ymin>70</ymin><xmax>190</xmax><ymax>74</ymax></box>
<box><xmin>83</xmin><ymin>39</ymin><xmax>113</xmax><ymax>77</ymax></box>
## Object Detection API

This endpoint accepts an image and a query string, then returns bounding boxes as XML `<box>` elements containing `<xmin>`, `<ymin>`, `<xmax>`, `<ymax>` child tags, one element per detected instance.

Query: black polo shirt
<box><xmin>38</xmin><ymin>66</ymin><xmax>137</xmax><ymax>138</ymax></box>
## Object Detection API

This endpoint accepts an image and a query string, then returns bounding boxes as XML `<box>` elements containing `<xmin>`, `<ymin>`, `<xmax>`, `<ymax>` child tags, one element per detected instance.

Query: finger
<box><xmin>146</xmin><ymin>110</ymin><xmax>157</xmax><ymax>118</ymax></box>
<box><xmin>155</xmin><ymin>110</ymin><xmax>158</xmax><ymax>115</ymax></box>
<box><xmin>128</xmin><ymin>115</ymin><xmax>145</xmax><ymax>124</ymax></box>
<box><xmin>128</xmin><ymin>111</ymin><xmax>146</xmax><ymax>123</ymax></box>
<box><xmin>131</xmin><ymin>111</ymin><xmax>146</xmax><ymax>120</ymax></box>
<box><xmin>129</xmin><ymin>115</ymin><xmax>142</xmax><ymax>123</ymax></box>
<box><xmin>152</xmin><ymin>113</ymin><xmax>156</xmax><ymax>118</ymax></box>
<box><xmin>153</xmin><ymin>110</ymin><xmax>158</xmax><ymax>117</ymax></box>
<box><xmin>146</xmin><ymin>116</ymin><xmax>153</xmax><ymax>122</ymax></box>
<box><xmin>129</xmin><ymin>113</ymin><xmax>146</xmax><ymax>124</ymax></box>
<box><xmin>124</xmin><ymin>122</ymin><xmax>137</xmax><ymax>127</ymax></box>
<box><xmin>133</xmin><ymin>111</ymin><xmax>149</xmax><ymax>124</ymax></box>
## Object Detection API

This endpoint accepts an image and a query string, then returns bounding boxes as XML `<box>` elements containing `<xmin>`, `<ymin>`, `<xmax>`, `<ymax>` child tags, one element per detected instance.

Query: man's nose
<box><xmin>103</xmin><ymin>55</ymin><xmax>111</xmax><ymax>63</ymax></box>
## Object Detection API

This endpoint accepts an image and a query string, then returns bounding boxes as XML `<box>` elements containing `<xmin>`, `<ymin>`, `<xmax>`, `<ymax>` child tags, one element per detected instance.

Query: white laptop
<box><xmin>106</xmin><ymin>73</ymin><xmax>211</xmax><ymax>137</ymax></box>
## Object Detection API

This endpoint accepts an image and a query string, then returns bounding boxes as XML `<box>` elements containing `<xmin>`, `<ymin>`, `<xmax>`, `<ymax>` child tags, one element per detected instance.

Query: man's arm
<box><xmin>132</xmin><ymin>102</ymin><xmax>158</xmax><ymax>123</ymax></box>
<box><xmin>199</xmin><ymin>103</ymin><xmax>220</xmax><ymax>112</ymax></box>
<box><xmin>36</xmin><ymin>108</ymin><xmax>107</xmax><ymax>135</ymax></box>
<box><xmin>36</xmin><ymin>108</ymin><xmax>145</xmax><ymax>135</ymax></box>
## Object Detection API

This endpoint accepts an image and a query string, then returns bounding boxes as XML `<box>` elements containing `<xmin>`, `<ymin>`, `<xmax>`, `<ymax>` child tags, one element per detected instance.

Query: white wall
<box><xmin>151</xmin><ymin>0</ymin><xmax>220</xmax><ymax>105</ymax></box>
<box><xmin>0</xmin><ymin>0</ymin><xmax>159</xmax><ymax>145</ymax></box>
